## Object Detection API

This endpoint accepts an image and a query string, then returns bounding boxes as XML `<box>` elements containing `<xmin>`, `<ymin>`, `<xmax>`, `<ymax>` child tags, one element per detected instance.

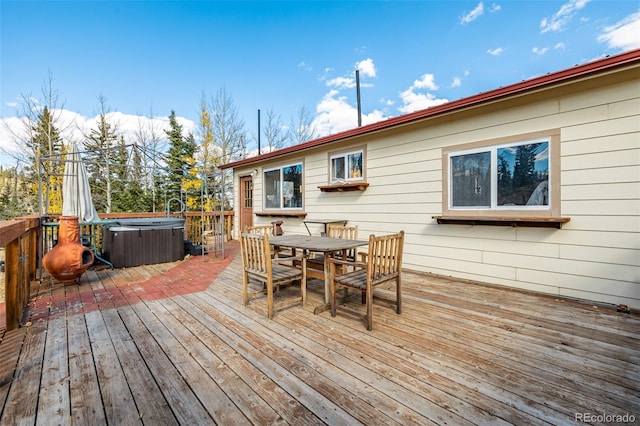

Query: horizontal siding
<box><xmin>517</xmin><ymin>269</ymin><xmax>640</xmax><ymax>300</ymax></box>
<box><xmin>562</xmin><ymin>165</ymin><xmax>639</xmax><ymax>185</ymax></box>
<box><xmin>557</xmin><ymin>215</ymin><xmax>639</xmax><ymax>233</ymax></box>
<box><xmin>559</xmin><ymin>244</ymin><xmax>639</xmax><ymax>267</ymax></box>
<box><xmin>484</xmin><ymin>252</ymin><xmax>637</xmax><ymax>283</ymax></box>
<box><xmin>562</xmin><ymin>182</ymin><xmax>639</xmax><ymax>200</ymax></box>
<box><xmin>233</xmin><ymin>66</ymin><xmax>640</xmax><ymax>310</ymax></box>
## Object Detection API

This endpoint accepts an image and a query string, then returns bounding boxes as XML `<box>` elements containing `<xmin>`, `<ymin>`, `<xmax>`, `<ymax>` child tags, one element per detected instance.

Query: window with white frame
<box><xmin>330</xmin><ymin>149</ymin><xmax>364</xmax><ymax>183</ymax></box>
<box><xmin>264</xmin><ymin>163</ymin><xmax>303</xmax><ymax>209</ymax></box>
<box><xmin>448</xmin><ymin>138</ymin><xmax>551</xmax><ymax>211</ymax></box>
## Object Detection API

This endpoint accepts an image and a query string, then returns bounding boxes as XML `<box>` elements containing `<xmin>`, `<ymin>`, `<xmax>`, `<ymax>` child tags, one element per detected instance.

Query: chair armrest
<box><xmin>272</xmin><ymin>254</ymin><xmax>306</xmax><ymax>264</ymax></box>
<box><xmin>327</xmin><ymin>257</ymin><xmax>366</xmax><ymax>269</ymax></box>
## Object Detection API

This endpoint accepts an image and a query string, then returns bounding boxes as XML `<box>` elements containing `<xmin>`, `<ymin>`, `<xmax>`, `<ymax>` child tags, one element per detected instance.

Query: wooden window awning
<box><xmin>255</xmin><ymin>212</ymin><xmax>308</xmax><ymax>218</ymax></box>
<box><xmin>318</xmin><ymin>182</ymin><xmax>369</xmax><ymax>192</ymax></box>
<box><xmin>433</xmin><ymin>216</ymin><xmax>570</xmax><ymax>229</ymax></box>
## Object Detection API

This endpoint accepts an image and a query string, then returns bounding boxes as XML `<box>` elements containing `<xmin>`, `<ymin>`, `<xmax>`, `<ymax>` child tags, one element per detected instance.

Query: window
<box><xmin>264</xmin><ymin>163</ymin><xmax>303</xmax><ymax>209</ymax></box>
<box><xmin>443</xmin><ymin>131</ymin><xmax>560</xmax><ymax>218</ymax></box>
<box><xmin>330</xmin><ymin>149</ymin><xmax>364</xmax><ymax>182</ymax></box>
<box><xmin>243</xmin><ymin>179</ymin><xmax>253</xmax><ymax>208</ymax></box>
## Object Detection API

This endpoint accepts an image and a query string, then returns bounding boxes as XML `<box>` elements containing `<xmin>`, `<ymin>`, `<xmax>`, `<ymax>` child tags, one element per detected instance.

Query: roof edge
<box><xmin>220</xmin><ymin>48</ymin><xmax>640</xmax><ymax>170</ymax></box>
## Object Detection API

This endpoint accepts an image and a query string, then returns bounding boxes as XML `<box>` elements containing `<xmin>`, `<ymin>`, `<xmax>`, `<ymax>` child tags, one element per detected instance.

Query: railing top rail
<box><xmin>0</xmin><ymin>215</ymin><xmax>40</xmax><ymax>247</ymax></box>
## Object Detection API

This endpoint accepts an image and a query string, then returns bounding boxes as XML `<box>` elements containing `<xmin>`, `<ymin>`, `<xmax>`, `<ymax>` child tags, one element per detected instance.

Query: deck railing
<box><xmin>2</xmin><ymin>211</ymin><xmax>234</xmax><ymax>331</ymax></box>
<box><xmin>0</xmin><ymin>214</ymin><xmax>40</xmax><ymax>330</ymax></box>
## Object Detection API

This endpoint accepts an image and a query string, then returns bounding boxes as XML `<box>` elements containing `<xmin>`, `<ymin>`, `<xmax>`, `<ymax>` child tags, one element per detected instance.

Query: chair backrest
<box><xmin>328</xmin><ymin>224</ymin><xmax>359</xmax><ymax>259</ymax></box>
<box><xmin>240</xmin><ymin>232</ymin><xmax>273</xmax><ymax>276</ymax></box>
<box><xmin>367</xmin><ymin>231</ymin><xmax>404</xmax><ymax>283</ymax></box>
<box><xmin>327</xmin><ymin>224</ymin><xmax>358</xmax><ymax>240</ymax></box>
<box><xmin>246</xmin><ymin>225</ymin><xmax>274</xmax><ymax>236</ymax></box>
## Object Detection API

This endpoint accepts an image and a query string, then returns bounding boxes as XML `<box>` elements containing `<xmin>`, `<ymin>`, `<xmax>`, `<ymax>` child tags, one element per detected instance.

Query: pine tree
<box><xmin>84</xmin><ymin>98</ymin><xmax>120</xmax><ymax>213</ymax></box>
<box><xmin>28</xmin><ymin>107</ymin><xmax>65</xmax><ymax>214</ymax></box>
<box><xmin>164</xmin><ymin>111</ymin><xmax>197</xmax><ymax>210</ymax></box>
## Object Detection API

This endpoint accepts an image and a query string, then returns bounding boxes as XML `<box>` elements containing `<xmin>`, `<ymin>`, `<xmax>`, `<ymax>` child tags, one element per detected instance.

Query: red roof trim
<box><xmin>220</xmin><ymin>49</ymin><xmax>640</xmax><ymax>170</ymax></box>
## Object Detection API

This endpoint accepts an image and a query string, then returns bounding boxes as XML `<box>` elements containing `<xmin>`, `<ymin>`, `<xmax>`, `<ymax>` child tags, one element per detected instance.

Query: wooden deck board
<box><xmin>0</xmin><ymin>240</ymin><xmax>638</xmax><ymax>425</ymax></box>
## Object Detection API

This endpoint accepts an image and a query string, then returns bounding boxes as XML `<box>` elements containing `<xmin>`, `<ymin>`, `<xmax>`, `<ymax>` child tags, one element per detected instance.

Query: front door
<box><xmin>239</xmin><ymin>175</ymin><xmax>253</xmax><ymax>233</ymax></box>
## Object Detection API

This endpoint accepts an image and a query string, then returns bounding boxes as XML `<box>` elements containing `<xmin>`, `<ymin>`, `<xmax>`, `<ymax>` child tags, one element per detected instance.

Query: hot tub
<box><xmin>101</xmin><ymin>218</ymin><xmax>185</xmax><ymax>268</ymax></box>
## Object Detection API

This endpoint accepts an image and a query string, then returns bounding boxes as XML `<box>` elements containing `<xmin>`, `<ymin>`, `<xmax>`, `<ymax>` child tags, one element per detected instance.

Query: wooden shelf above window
<box><xmin>256</xmin><ymin>212</ymin><xmax>307</xmax><ymax>218</ymax></box>
<box><xmin>433</xmin><ymin>216</ymin><xmax>570</xmax><ymax>229</ymax></box>
<box><xmin>318</xmin><ymin>182</ymin><xmax>369</xmax><ymax>192</ymax></box>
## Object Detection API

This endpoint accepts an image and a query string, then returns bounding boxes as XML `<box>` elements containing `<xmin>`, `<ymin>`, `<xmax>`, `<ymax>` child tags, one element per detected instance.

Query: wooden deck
<box><xmin>1</xmin><ymin>241</ymin><xmax>638</xmax><ymax>425</ymax></box>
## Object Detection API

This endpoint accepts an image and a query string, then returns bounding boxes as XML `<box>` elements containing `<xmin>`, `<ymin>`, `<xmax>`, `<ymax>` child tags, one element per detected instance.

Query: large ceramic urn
<box><xmin>42</xmin><ymin>216</ymin><xmax>95</xmax><ymax>282</ymax></box>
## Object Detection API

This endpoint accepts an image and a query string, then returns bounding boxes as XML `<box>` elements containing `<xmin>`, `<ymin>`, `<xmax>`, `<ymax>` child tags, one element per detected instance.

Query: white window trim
<box><xmin>448</xmin><ymin>137</ymin><xmax>551</xmax><ymax>212</ymax></box>
<box><xmin>264</xmin><ymin>162</ymin><xmax>304</xmax><ymax>210</ymax></box>
<box><xmin>330</xmin><ymin>149</ymin><xmax>364</xmax><ymax>183</ymax></box>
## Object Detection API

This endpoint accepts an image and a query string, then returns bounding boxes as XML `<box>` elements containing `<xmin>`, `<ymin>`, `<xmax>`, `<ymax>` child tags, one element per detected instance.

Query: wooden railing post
<box><xmin>5</xmin><ymin>238</ymin><xmax>20</xmax><ymax>330</ymax></box>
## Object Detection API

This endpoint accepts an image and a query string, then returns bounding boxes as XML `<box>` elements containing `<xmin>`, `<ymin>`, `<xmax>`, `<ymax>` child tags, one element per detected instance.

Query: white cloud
<box><xmin>413</xmin><ymin>74</ymin><xmax>439</xmax><ymax>91</ymax></box>
<box><xmin>487</xmin><ymin>47</ymin><xmax>504</xmax><ymax>56</ymax></box>
<box><xmin>0</xmin><ymin>109</ymin><xmax>196</xmax><ymax>167</ymax></box>
<box><xmin>356</xmin><ymin>58</ymin><xmax>376</xmax><ymax>77</ymax></box>
<box><xmin>310</xmin><ymin>58</ymin><xmax>385</xmax><ymax>136</ymax></box>
<box><xmin>597</xmin><ymin>10</ymin><xmax>640</xmax><ymax>51</ymax></box>
<box><xmin>0</xmin><ymin>116</ymin><xmax>28</xmax><ymax>158</ymax></box>
<box><xmin>461</xmin><ymin>2</ymin><xmax>484</xmax><ymax>25</ymax></box>
<box><xmin>451</xmin><ymin>77</ymin><xmax>462</xmax><ymax>88</ymax></box>
<box><xmin>325</xmin><ymin>58</ymin><xmax>377</xmax><ymax>90</ymax></box>
<box><xmin>555</xmin><ymin>42</ymin><xmax>566</xmax><ymax>50</ymax></box>
<box><xmin>326</xmin><ymin>76</ymin><xmax>356</xmax><ymax>90</ymax></box>
<box><xmin>397</xmin><ymin>73</ymin><xmax>448</xmax><ymax>114</ymax></box>
<box><xmin>311</xmin><ymin>90</ymin><xmax>386</xmax><ymax>136</ymax></box>
<box><xmin>297</xmin><ymin>61</ymin><xmax>312</xmax><ymax>72</ymax></box>
<box><xmin>540</xmin><ymin>0</ymin><xmax>590</xmax><ymax>33</ymax></box>
<box><xmin>489</xmin><ymin>3</ymin><xmax>501</xmax><ymax>13</ymax></box>
<box><xmin>532</xmin><ymin>47</ymin><xmax>549</xmax><ymax>55</ymax></box>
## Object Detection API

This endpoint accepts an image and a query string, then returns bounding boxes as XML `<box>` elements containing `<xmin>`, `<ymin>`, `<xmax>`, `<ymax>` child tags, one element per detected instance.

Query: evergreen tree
<box><xmin>126</xmin><ymin>145</ymin><xmax>148</xmax><ymax>212</ymax></box>
<box><xmin>84</xmin><ymin>98</ymin><xmax>120</xmax><ymax>213</ymax></box>
<box><xmin>110</xmin><ymin>135</ymin><xmax>131</xmax><ymax>211</ymax></box>
<box><xmin>497</xmin><ymin>154</ymin><xmax>512</xmax><ymax>200</ymax></box>
<box><xmin>27</xmin><ymin>107</ymin><xmax>65</xmax><ymax>214</ymax></box>
<box><xmin>164</xmin><ymin>111</ymin><xmax>197</xmax><ymax>209</ymax></box>
<box><xmin>513</xmin><ymin>144</ymin><xmax>537</xmax><ymax>189</ymax></box>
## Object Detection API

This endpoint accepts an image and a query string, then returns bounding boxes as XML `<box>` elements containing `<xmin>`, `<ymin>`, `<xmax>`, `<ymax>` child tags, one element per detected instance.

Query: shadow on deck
<box><xmin>0</xmin><ymin>241</ymin><xmax>638</xmax><ymax>425</ymax></box>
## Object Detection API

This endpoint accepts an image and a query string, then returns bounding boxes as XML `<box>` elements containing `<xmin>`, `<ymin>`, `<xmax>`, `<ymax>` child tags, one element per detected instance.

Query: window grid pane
<box><xmin>264</xmin><ymin>163</ymin><xmax>303</xmax><ymax>209</ymax></box>
<box><xmin>449</xmin><ymin>139</ymin><xmax>550</xmax><ymax>210</ymax></box>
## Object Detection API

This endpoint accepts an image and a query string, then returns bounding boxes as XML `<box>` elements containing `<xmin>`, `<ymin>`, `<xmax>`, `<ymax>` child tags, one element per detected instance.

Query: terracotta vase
<box><xmin>42</xmin><ymin>216</ymin><xmax>95</xmax><ymax>282</ymax></box>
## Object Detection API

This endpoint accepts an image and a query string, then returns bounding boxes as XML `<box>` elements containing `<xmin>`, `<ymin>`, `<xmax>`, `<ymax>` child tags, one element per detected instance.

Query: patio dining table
<box><xmin>270</xmin><ymin>234</ymin><xmax>369</xmax><ymax>314</ymax></box>
<box><xmin>303</xmin><ymin>219</ymin><xmax>348</xmax><ymax>236</ymax></box>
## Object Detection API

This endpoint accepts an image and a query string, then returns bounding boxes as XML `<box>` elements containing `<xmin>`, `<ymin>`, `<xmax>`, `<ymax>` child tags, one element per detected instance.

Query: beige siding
<box><xmin>232</xmin><ymin>67</ymin><xmax>640</xmax><ymax>309</ymax></box>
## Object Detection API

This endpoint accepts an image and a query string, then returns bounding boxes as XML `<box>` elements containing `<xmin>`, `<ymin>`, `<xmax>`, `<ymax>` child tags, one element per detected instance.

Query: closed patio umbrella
<box><xmin>62</xmin><ymin>142</ymin><xmax>100</xmax><ymax>222</ymax></box>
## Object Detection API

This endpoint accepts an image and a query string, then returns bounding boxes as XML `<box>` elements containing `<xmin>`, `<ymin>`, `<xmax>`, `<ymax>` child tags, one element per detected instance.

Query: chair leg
<box><xmin>242</xmin><ymin>273</ymin><xmax>249</xmax><ymax>305</ymax></box>
<box><xmin>396</xmin><ymin>277</ymin><xmax>402</xmax><ymax>314</ymax></box>
<box><xmin>330</xmin><ymin>282</ymin><xmax>337</xmax><ymax>317</ymax></box>
<box><xmin>366</xmin><ymin>287</ymin><xmax>373</xmax><ymax>331</ymax></box>
<box><xmin>267</xmin><ymin>281</ymin><xmax>274</xmax><ymax>319</ymax></box>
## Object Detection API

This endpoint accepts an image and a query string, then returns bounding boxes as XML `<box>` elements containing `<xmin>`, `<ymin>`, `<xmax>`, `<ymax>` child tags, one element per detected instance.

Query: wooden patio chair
<box><xmin>246</xmin><ymin>224</ymin><xmax>292</xmax><ymax>258</ymax></box>
<box><xmin>240</xmin><ymin>232</ymin><xmax>306</xmax><ymax>319</ymax></box>
<box><xmin>328</xmin><ymin>231</ymin><xmax>404</xmax><ymax>331</ymax></box>
<box><xmin>245</xmin><ymin>224</ymin><xmax>274</xmax><ymax>235</ymax></box>
<box><xmin>305</xmin><ymin>224</ymin><xmax>359</xmax><ymax>280</ymax></box>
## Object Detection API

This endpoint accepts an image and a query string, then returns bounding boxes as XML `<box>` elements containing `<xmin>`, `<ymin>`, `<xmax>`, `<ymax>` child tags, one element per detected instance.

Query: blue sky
<box><xmin>1</xmin><ymin>0</ymin><xmax>638</xmax><ymax>163</ymax></box>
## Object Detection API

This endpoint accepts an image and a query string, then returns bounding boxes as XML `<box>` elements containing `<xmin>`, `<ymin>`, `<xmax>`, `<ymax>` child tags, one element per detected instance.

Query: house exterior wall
<box><xmin>231</xmin><ymin>66</ymin><xmax>640</xmax><ymax>309</ymax></box>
